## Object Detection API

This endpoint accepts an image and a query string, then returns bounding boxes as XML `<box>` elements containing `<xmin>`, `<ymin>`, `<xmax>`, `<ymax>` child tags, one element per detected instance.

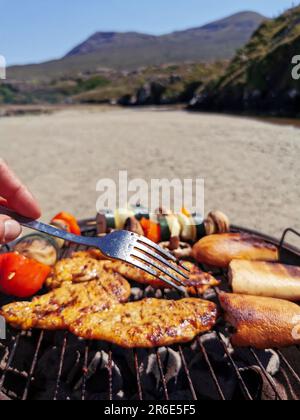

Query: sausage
<box><xmin>229</xmin><ymin>260</ymin><xmax>300</xmax><ymax>301</ymax></box>
<box><xmin>219</xmin><ymin>292</ymin><xmax>300</xmax><ymax>349</ymax></box>
<box><xmin>192</xmin><ymin>233</ymin><xmax>279</xmax><ymax>268</ymax></box>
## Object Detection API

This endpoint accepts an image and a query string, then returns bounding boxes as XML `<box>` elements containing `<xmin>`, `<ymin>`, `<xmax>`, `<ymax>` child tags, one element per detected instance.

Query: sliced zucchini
<box><xmin>177</xmin><ymin>212</ymin><xmax>196</xmax><ymax>242</ymax></box>
<box><xmin>133</xmin><ymin>206</ymin><xmax>150</xmax><ymax>221</ymax></box>
<box><xmin>115</xmin><ymin>208</ymin><xmax>135</xmax><ymax>230</ymax></box>
<box><xmin>166</xmin><ymin>214</ymin><xmax>181</xmax><ymax>238</ymax></box>
<box><xmin>157</xmin><ymin>215</ymin><xmax>171</xmax><ymax>242</ymax></box>
<box><xmin>193</xmin><ymin>213</ymin><xmax>206</xmax><ymax>240</ymax></box>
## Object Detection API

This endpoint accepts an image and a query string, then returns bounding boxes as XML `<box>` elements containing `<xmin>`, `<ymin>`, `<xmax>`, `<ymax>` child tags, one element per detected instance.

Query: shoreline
<box><xmin>1</xmin><ymin>103</ymin><xmax>300</xmax><ymax>130</ymax></box>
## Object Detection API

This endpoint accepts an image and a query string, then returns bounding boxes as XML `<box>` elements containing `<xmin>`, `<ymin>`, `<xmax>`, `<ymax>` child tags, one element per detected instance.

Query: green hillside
<box><xmin>190</xmin><ymin>6</ymin><xmax>300</xmax><ymax>116</ymax></box>
<box><xmin>0</xmin><ymin>62</ymin><xmax>225</xmax><ymax>106</ymax></box>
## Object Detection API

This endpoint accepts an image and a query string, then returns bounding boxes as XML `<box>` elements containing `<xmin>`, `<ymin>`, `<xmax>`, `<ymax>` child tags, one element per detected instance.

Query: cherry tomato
<box><xmin>52</xmin><ymin>212</ymin><xmax>81</xmax><ymax>235</ymax></box>
<box><xmin>0</xmin><ymin>253</ymin><xmax>51</xmax><ymax>298</ymax></box>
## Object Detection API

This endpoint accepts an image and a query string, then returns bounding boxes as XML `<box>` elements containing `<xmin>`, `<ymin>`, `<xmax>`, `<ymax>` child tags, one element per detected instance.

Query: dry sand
<box><xmin>0</xmin><ymin>107</ymin><xmax>299</xmax><ymax>243</ymax></box>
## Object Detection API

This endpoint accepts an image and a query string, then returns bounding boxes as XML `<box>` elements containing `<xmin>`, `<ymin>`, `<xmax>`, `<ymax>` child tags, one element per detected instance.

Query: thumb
<box><xmin>0</xmin><ymin>215</ymin><xmax>22</xmax><ymax>244</ymax></box>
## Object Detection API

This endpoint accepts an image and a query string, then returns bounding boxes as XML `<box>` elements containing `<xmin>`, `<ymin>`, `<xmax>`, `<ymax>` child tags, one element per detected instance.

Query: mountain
<box><xmin>66</xmin><ymin>32</ymin><xmax>157</xmax><ymax>57</ymax></box>
<box><xmin>7</xmin><ymin>11</ymin><xmax>266</xmax><ymax>81</ymax></box>
<box><xmin>65</xmin><ymin>12</ymin><xmax>265</xmax><ymax>60</ymax></box>
<box><xmin>190</xmin><ymin>6</ymin><xmax>300</xmax><ymax>116</ymax></box>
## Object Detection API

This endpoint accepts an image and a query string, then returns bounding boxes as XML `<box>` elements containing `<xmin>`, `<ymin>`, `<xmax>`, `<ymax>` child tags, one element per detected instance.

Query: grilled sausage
<box><xmin>192</xmin><ymin>233</ymin><xmax>279</xmax><ymax>268</ymax></box>
<box><xmin>229</xmin><ymin>260</ymin><xmax>300</xmax><ymax>301</ymax></box>
<box><xmin>219</xmin><ymin>292</ymin><xmax>300</xmax><ymax>349</ymax></box>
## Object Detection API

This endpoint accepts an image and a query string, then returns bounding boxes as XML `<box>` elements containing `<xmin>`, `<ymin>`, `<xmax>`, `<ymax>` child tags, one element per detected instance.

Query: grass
<box><xmin>0</xmin><ymin>61</ymin><xmax>225</xmax><ymax>105</ymax></box>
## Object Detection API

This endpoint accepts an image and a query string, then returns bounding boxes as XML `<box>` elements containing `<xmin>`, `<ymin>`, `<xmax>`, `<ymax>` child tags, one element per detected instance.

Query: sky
<box><xmin>0</xmin><ymin>0</ymin><xmax>298</xmax><ymax>65</ymax></box>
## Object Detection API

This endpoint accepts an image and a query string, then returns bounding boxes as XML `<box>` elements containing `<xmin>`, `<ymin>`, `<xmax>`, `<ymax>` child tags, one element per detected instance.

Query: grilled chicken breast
<box><xmin>46</xmin><ymin>256</ymin><xmax>110</xmax><ymax>289</ymax></box>
<box><xmin>229</xmin><ymin>260</ymin><xmax>300</xmax><ymax>301</ymax></box>
<box><xmin>193</xmin><ymin>233</ymin><xmax>279</xmax><ymax>268</ymax></box>
<box><xmin>1</xmin><ymin>273</ymin><xmax>131</xmax><ymax>331</ymax></box>
<box><xmin>219</xmin><ymin>292</ymin><xmax>300</xmax><ymax>349</ymax></box>
<box><xmin>71</xmin><ymin>251</ymin><xmax>219</xmax><ymax>295</ymax></box>
<box><xmin>70</xmin><ymin>298</ymin><xmax>217</xmax><ymax>348</ymax></box>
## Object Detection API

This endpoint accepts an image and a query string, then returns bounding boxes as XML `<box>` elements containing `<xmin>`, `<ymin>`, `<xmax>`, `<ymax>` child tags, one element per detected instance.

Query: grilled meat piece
<box><xmin>72</xmin><ymin>251</ymin><xmax>219</xmax><ymax>295</ymax></box>
<box><xmin>46</xmin><ymin>256</ymin><xmax>109</xmax><ymax>289</ymax></box>
<box><xmin>1</xmin><ymin>273</ymin><xmax>131</xmax><ymax>331</ymax></box>
<box><xmin>70</xmin><ymin>298</ymin><xmax>217</xmax><ymax>348</ymax></box>
<box><xmin>193</xmin><ymin>233</ymin><xmax>279</xmax><ymax>268</ymax></box>
<box><xmin>219</xmin><ymin>292</ymin><xmax>300</xmax><ymax>349</ymax></box>
<box><xmin>229</xmin><ymin>260</ymin><xmax>300</xmax><ymax>301</ymax></box>
<box><xmin>73</xmin><ymin>249</ymin><xmax>106</xmax><ymax>260</ymax></box>
<box><xmin>104</xmin><ymin>260</ymin><xmax>219</xmax><ymax>295</ymax></box>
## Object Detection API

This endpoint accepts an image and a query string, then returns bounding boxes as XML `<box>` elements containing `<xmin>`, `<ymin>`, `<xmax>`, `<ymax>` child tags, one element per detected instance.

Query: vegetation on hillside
<box><xmin>0</xmin><ymin>62</ymin><xmax>226</xmax><ymax>106</ymax></box>
<box><xmin>3</xmin><ymin>6</ymin><xmax>299</xmax><ymax>117</ymax></box>
<box><xmin>190</xmin><ymin>6</ymin><xmax>300</xmax><ymax>116</ymax></box>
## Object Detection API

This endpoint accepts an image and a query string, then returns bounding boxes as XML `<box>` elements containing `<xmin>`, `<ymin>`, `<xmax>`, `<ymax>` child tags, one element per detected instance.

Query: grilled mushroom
<box><xmin>159</xmin><ymin>241</ymin><xmax>193</xmax><ymax>259</ymax></box>
<box><xmin>13</xmin><ymin>234</ymin><xmax>59</xmax><ymax>266</ymax></box>
<box><xmin>204</xmin><ymin>211</ymin><xmax>230</xmax><ymax>235</ymax></box>
<box><xmin>124</xmin><ymin>216</ymin><xmax>145</xmax><ymax>236</ymax></box>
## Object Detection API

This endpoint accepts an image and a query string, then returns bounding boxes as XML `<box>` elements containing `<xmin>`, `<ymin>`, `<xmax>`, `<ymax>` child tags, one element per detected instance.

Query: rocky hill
<box><xmin>0</xmin><ymin>62</ymin><xmax>225</xmax><ymax>106</ymax></box>
<box><xmin>190</xmin><ymin>6</ymin><xmax>300</xmax><ymax>116</ymax></box>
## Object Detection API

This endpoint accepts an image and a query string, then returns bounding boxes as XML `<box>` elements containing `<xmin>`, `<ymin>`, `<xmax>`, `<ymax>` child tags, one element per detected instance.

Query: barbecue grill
<box><xmin>0</xmin><ymin>220</ymin><xmax>300</xmax><ymax>401</ymax></box>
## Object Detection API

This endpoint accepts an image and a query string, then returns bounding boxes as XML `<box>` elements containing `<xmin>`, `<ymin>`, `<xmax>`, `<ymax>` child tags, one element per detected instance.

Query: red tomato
<box><xmin>0</xmin><ymin>255</ymin><xmax>4</xmax><ymax>276</ymax></box>
<box><xmin>140</xmin><ymin>218</ymin><xmax>161</xmax><ymax>243</ymax></box>
<box><xmin>0</xmin><ymin>253</ymin><xmax>51</xmax><ymax>298</ymax></box>
<box><xmin>52</xmin><ymin>212</ymin><xmax>81</xmax><ymax>235</ymax></box>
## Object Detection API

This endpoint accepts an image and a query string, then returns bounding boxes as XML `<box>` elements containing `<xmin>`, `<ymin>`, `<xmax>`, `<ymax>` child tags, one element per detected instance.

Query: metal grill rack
<box><xmin>0</xmin><ymin>220</ymin><xmax>300</xmax><ymax>400</ymax></box>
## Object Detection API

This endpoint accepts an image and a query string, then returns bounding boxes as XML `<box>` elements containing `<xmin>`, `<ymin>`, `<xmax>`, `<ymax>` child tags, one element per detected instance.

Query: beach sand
<box><xmin>0</xmin><ymin>107</ymin><xmax>299</xmax><ymax>242</ymax></box>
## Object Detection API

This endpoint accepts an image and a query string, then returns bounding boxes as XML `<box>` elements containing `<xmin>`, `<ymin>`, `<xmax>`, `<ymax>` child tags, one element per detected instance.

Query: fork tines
<box><xmin>129</xmin><ymin>235</ymin><xmax>190</xmax><ymax>293</ymax></box>
<box><xmin>137</xmin><ymin>235</ymin><xmax>191</xmax><ymax>272</ymax></box>
<box><xmin>128</xmin><ymin>257</ymin><xmax>186</xmax><ymax>294</ymax></box>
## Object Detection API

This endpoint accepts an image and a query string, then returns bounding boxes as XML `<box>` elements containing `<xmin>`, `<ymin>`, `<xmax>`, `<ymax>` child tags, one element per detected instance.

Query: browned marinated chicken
<box><xmin>70</xmin><ymin>298</ymin><xmax>217</xmax><ymax>348</ymax></box>
<box><xmin>46</xmin><ymin>255</ymin><xmax>110</xmax><ymax>289</ymax></box>
<box><xmin>1</xmin><ymin>273</ymin><xmax>131</xmax><ymax>331</ymax></box>
<box><xmin>71</xmin><ymin>250</ymin><xmax>220</xmax><ymax>295</ymax></box>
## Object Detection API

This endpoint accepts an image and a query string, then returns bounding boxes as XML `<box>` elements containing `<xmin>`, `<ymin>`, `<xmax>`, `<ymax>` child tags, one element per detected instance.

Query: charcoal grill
<box><xmin>0</xmin><ymin>220</ymin><xmax>300</xmax><ymax>401</ymax></box>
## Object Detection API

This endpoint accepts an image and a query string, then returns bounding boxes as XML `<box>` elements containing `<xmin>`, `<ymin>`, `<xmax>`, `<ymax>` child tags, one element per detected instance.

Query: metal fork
<box><xmin>0</xmin><ymin>206</ymin><xmax>189</xmax><ymax>293</ymax></box>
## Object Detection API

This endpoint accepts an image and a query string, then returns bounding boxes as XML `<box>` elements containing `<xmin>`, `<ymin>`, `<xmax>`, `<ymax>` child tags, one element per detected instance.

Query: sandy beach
<box><xmin>0</xmin><ymin>107</ymin><xmax>299</xmax><ymax>242</ymax></box>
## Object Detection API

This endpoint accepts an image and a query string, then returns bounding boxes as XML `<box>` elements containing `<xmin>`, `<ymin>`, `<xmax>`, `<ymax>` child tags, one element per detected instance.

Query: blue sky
<box><xmin>0</xmin><ymin>0</ymin><xmax>297</xmax><ymax>65</ymax></box>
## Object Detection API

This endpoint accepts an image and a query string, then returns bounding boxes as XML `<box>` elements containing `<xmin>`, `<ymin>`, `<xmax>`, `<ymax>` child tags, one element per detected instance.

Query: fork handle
<box><xmin>0</xmin><ymin>205</ymin><xmax>96</xmax><ymax>247</ymax></box>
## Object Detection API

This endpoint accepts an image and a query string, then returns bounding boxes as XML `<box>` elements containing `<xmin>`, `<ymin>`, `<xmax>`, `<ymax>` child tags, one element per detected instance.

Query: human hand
<box><xmin>0</xmin><ymin>159</ymin><xmax>41</xmax><ymax>244</ymax></box>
